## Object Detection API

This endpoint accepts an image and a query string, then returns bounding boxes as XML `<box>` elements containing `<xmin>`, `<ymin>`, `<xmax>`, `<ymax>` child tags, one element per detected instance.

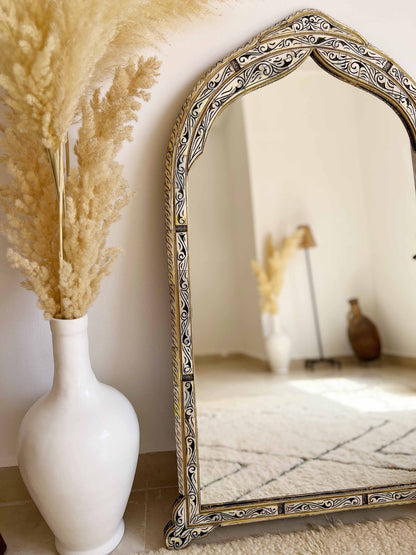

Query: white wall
<box><xmin>189</xmin><ymin>103</ymin><xmax>264</xmax><ymax>358</ymax></box>
<box><xmin>188</xmin><ymin>58</ymin><xmax>416</xmax><ymax>361</ymax></box>
<box><xmin>355</xmin><ymin>94</ymin><xmax>416</xmax><ymax>356</ymax></box>
<box><xmin>242</xmin><ymin>59</ymin><xmax>378</xmax><ymax>358</ymax></box>
<box><xmin>186</xmin><ymin>58</ymin><xmax>416</xmax><ymax>362</ymax></box>
<box><xmin>188</xmin><ymin>113</ymin><xmax>245</xmax><ymax>356</ymax></box>
<box><xmin>225</xmin><ymin>103</ymin><xmax>265</xmax><ymax>359</ymax></box>
<box><xmin>2</xmin><ymin>1</ymin><xmax>416</xmax><ymax>466</ymax></box>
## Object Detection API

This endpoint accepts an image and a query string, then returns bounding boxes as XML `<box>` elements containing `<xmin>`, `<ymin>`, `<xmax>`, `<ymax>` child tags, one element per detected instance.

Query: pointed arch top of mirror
<box><xmin>166</xmin><ymin>9</ymin><xmax>416</xmax><ymax>227</ymax></box>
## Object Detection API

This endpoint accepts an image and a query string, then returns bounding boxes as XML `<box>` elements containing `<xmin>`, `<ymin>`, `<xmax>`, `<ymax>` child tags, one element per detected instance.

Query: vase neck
<box><xmin>50</xmin><ymin>315</ymin><xmax>97</xmax><ymax>396</ymax></box>
<box><xmin>348</xmin><ymin>299</ymin><xmax>361</xmax><ymax>318</ymax></box>
<box><xmin>270</xmin><ymin>312</ymin><xmax>283</xmax><ymax>333</ymax></box>
<box><xmin>262</xmin><ymin>311</ymin><xmax>283</xmax><ymax>337</ymax></box>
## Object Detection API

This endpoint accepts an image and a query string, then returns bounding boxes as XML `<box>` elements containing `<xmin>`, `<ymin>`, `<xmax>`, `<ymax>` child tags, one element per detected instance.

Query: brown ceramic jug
<box><xmin>347</xmin><ymin>298</ymin><xmax>381</xmax><ymax>361</ymax></box>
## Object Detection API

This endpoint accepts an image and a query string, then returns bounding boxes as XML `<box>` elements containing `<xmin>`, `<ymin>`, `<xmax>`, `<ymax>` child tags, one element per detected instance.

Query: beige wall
<box><xmin>1</xmin><ymin>1</ymin><xmax>416</xmax><ymax>465</ymax></box>
<box><xmin>225</xmin><ymin>104</ymin><xmax>265</xmax><ymax>359</ymax></box>
<box><xmin>242</xmin><ymin>59</ymin><xmax>378</xmax><ymax>358</ymax></box>
<box><xmin>187</xmin><ymin>58</ymin><xmax>416</xmax><ymax>361</ymax></box>
<box><xmin>189</xmin><ymin>103</ymin><xmax>263</xmax><ymax>358</ymax></box>
<box><xmin>355</xmin><ymin>94</ymin><xmax>416</xmax><ymax>356</ymax></box>
<box><xmin>188</xmin><ymin>113</ymin><xmax>245</xmax><ymax>356</ymax></box>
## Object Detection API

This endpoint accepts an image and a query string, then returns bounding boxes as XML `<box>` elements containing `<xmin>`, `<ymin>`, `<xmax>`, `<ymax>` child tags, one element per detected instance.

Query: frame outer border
<box><xmin>164</xmin><ymin>8</ymin><xmax>416</xmax><ymax>550</ymax></box>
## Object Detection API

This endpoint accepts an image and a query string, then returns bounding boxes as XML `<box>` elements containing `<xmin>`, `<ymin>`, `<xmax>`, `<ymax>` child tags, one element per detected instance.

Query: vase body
<box><xmin>347</xmin><ymin>298</ymin><xmax>381</xmax><ymax>361</ymax></box>
<box><xmin>262</xmin><ymin>312</ymin><xmax>291</xmax><ymax>374</ymax></box>
<box><xmin>17</xmin><ymin>315</ymin><xmax>140</xmax><ymax>555</ymax></box>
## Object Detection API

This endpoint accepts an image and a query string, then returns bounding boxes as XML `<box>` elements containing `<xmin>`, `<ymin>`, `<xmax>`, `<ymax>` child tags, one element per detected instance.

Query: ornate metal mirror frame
<box><xmin>164</xmin><ymin>9</ymin><xmax>416</xmax><ymax>549</ymax></box>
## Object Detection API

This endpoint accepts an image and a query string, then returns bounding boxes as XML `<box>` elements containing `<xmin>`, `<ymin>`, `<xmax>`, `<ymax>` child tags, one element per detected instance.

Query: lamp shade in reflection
<box><xmin>297</xmin><ymin>225</ymin><xmax>317</xmax><ymax>249</ymax></box>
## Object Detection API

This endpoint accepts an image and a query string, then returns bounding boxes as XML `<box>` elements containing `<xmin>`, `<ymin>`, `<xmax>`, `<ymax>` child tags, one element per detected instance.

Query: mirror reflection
<box><xmin>188</xmin><ymin>58</ymin><xmax>416</xmax><ymax>506</ymax></box>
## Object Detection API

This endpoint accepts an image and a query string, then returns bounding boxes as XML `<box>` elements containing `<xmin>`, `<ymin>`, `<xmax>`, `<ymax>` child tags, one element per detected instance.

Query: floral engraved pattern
<box><xmin>191</xmin><ymin>505</ymin><xmax>280</xmax><ymax>526</ymax></box>
<box><xmin>188</xmin><ymin>49</ymin><xmax>310</xmax><ymax>167</ymax></box>
<box><xmin>164</xmin><ymin>8</ymin><xmax>416</xmax><ymax>549</ymax></box>
<box><xmin>165</xmin><ymin>496</ymin><xmax>219</xmax><ymax>550</ymax></box>
<box><xmin>315</xmin><ymin>50</ymin><xmax>416</xmax><ymax>132</ymax></box>
<box><xmin>368</xmin><ymin>489</ymin><xmax>416</xmax><ymax>505</ymax></box>
<box><xmin>285</xmin><ymin>496</ymin><xmax>362</xmax><ymax>514</ymax></box>
<box><xmin>175</xmin><ymin>232</ymin><xmax>193</xmax><ymax>376</ymax></box>
<box><xmin>274</xmin><ymin>12</ymin><xmax>362</xmax><ymax>40</ymax></box>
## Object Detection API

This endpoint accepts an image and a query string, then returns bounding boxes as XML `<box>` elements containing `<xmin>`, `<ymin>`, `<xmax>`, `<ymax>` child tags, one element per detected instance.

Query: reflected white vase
<box><xmin>17</xmin><ymin>315</ymin><xmax>140</xmax><ymax>555</ymax></box>
<box><xmin>262</xmin><ymin>312</ymin><xmax>291</xmax><ymax>375</ymax></box>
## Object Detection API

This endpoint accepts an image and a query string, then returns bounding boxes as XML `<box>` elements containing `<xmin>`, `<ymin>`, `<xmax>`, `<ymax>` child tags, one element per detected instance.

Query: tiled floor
<box><xmin>3</xmin><ymin>362</ymin><xmax>416</xmax><ymax>552</ymax></box>
<box><xmin>0</xmin><ymin>485</ymin><xmax>178</xmax><ymax>554</ymax></box>
<box><xmin>3</xmin><ymin>482</ymin><xmax>416</xmax><ymax>553</ymax></box>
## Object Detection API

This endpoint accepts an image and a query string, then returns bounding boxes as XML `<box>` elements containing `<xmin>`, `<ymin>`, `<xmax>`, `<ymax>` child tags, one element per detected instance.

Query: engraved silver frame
<box><xmin>164</xmin><ymin>9</ymin><xmax>416</xmax><ymax>549</ymax></box>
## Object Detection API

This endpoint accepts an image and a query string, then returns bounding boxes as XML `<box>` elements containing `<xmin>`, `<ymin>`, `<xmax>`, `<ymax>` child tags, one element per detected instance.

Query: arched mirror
<box><xmin>164</xmin><ymin>9</ymin><xmax>416</xmax><ymax>549</ymax></box>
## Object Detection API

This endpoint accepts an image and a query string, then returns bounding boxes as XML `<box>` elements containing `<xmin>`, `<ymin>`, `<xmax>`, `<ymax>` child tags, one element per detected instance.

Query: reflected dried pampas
<box><xmin>251</xmin><ymin>228</ymin><xmax>304</xmax><ymax>314</ymax></box>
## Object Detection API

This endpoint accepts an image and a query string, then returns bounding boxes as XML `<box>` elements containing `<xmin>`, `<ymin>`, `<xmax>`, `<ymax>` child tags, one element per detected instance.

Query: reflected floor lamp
<box><xmin>297</xmin><ymin>225</ymin><xmax>341</xmax><ymax>370</ymax></box>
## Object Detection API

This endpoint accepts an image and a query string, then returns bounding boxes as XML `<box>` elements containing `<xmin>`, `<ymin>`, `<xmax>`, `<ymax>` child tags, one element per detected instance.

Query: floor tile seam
<box><xmin>131</xmin><ymin>484</ymin><xmax>178</xmax><ymax>493</ymax></box>
<box><xmin>0</xmin><ymin>499</ymin><xmax>33</xmax><ymax>507</ymax></box>
<box><xmin>143</xmin><ymin>488</ymin><xmax>150</xmax><ymax>552</ymax></box>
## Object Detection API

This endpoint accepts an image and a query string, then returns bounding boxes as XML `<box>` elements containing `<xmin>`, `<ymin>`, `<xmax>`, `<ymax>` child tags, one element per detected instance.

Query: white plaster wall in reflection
<box><xmin>189</xmin><ymin>103</ymin><xmax>263</xmax><ymax>358</ymax></box>
<box><xmin>225</xmin><ymin>103</ymin><xmax>264</xmax><ymax>359</ymax></box>
<box><xmin>188</xmin><ymin>119</ymin><xmax>242</xmax><ymax>356</ymax></box>
<box><xmin>242</xmin><ymin>59</ymin><xmax>377</xmax><ymax>359</ymax></box>
<box><xmin>355</xmin><ymin>95</ymin><xmax>416</xmax><ymax>356</ymax></box>
<box><xmin>186</xmin><ymin>59</ymin><xmax>416</xmax><ymax>362</ymax></box>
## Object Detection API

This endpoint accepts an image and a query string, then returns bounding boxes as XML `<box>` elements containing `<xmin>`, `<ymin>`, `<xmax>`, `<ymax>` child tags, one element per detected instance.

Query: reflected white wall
<box><xmin>243</xmin><ymin>58</ymin><xmax>378</xmax><ymax>358</ymax></box>
<box><xmin>356</xmin><ymin>96</ymin><xmax>416</xmax><ymax>356</ymax></box>
<box><xmin>189</xmin><ymin>103</ymin><xmax>263</xmax><ymax>358</ymax></box>
<box><xmin>189</xmin><ymin>58</ymin><xmax>416</xmax><ymax>360</ymax></box>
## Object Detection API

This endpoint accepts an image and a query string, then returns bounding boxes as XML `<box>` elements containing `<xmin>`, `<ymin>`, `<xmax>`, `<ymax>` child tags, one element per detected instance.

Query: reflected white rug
<box><xmin>197</xmin><ymin>375</ymin><xmax>416</xmax><ymax>504</ymax></box>
<box><xmin>151</xmin><ymin>517</ymin><xmax>416</xmax><ymax>554</ymax></box>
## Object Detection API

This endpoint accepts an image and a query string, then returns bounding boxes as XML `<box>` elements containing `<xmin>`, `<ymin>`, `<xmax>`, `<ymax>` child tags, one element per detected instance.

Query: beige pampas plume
<box><xmin>251</xmin><ymin>228</ymin><xmax>305</xmax><ymax>314</ymax></box>
<box><xmin>0</xmin><ymin>0</ymin><xmax>222</xmax><ymax>319</ymax></box>
<box><xmin>57</xmin><ymin>58</ymin><xmax>161</xmax><ymax>319</ymax></box>
<box><xmin>0</xmin><ymin>0</ymin><xmax>140</xmax><ymax>149</ymax></box>
<box><xmin>91</xmin><ymin>0</ymin><xmax>217</xmax><ymax>85</ymax></box>
<box><xmin>0</xmin><ymin>0</ymin><xmax>222</xmax><ymax>148</ymax></box>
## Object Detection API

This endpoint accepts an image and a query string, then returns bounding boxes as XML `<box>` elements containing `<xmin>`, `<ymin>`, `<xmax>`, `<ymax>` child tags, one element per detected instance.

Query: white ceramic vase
<box><xmin>17</xmin><ymin>315</ymin><xmax>140</xmax><ymax>555</ymax></box>
<box><xmin>262</xmin><ymin>312</ymin><xmax>291</xmax><ymax>375</ymax></box>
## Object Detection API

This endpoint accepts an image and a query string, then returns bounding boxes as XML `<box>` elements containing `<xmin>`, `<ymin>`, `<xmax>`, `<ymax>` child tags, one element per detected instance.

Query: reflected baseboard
<box><xmin>382</xmin><ymin>353</ymin><xmax>416</xmax><ymax>369</ymax></box>
<box><xmin>194</xmin><ymin>352</ymin><xmax>416</xmax><ymax>371</ymax></box>
<box><xmin>195</xmin><ymin>352</ymin><xmax>269</xmax><ymax>371</ymax></box>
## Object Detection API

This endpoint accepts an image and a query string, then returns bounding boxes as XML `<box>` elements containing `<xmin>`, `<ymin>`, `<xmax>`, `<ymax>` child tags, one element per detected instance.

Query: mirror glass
<box><xmin>188</xmin><ymin>57</ymin><xmax>416</xmax><ymax>506</ymax></box>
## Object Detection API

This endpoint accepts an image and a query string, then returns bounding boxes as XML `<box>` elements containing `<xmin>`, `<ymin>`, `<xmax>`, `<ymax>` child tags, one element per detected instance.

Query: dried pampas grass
<box><xmin>92</xmin><ymin>0</ymin><xmax>217</xmax><ymax>84</ymax></box>
<box><xmin>0</xmin><ymin>0</ymin><xmax>220</xmax><ymax>150</ymax></box>
<box><xmin>0</xmin><ymin>0</ymin><xmax>139</xmax><ymax>149</ymax></box>
<box><xmin>252</xmin><ymin>229</ymin><xmax>305</xmax><ymax>314</ymax></box>
<box><xmin>0</xmin><ymin>0</ymin><xmax>221</xmax><ymax>319</ymax></box>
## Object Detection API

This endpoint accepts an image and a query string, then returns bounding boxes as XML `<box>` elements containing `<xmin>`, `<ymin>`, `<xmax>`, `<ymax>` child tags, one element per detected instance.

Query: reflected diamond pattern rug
<box><xmin>197</xmin><ymin>374</ymin><xmax>416</xmax><ymax>504</ymax></box>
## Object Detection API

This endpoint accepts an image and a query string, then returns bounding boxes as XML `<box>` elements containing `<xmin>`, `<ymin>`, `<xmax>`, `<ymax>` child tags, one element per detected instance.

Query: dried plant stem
<box><xmin>46</xmin><ymin>143</ymin><xmax>66</xmax><ymax>274</ymax></box>
<box><xmin>65</xmin><ymin>136</ymin><xmax>70</xmax><ymax>177</ymax></box>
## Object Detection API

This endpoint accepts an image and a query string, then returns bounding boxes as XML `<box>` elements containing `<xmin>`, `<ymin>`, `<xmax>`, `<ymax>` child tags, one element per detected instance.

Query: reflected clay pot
<box><xmin>347</xmin><ymin>299</ymin><xmax>381</xmax><ymax>361</ymax></box>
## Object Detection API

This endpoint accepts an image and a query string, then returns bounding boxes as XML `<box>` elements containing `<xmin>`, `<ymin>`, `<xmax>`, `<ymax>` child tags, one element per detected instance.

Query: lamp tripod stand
<box><xmin>298</xmin><ymin>225</ymin><xmax>341</xmax><ymax>370</ymax></box>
